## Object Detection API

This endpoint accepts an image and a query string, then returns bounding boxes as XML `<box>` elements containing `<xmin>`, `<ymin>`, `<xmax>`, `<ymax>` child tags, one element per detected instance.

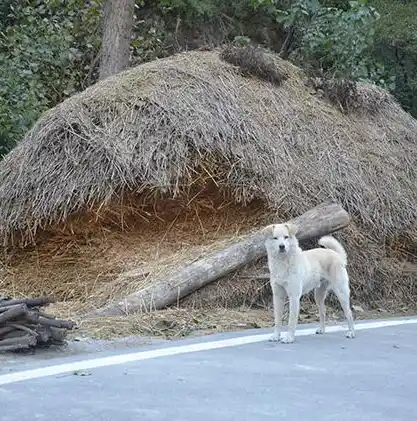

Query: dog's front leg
<box><xmin>281</xmin><ymin>293</ymin><xmax>301</xmax><ymax>344</ymax></box>
<box><xmin>269</xmin><ymin>283</ymin><xmax>286</xmax><ymax>342</ymax></box>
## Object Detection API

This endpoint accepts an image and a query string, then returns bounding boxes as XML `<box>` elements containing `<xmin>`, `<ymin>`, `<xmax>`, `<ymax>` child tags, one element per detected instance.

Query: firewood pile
<box><xmin>0</xmin><ymin>296</ymin><xmax>75</xmax><ymax>352</ymax></box>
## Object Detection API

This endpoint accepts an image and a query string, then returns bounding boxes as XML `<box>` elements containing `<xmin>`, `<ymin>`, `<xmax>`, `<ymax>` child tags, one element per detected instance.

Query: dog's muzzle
<box><xmin>279</xmin><ymin>244</ymin><xmax>286</xmax><ymax>252</ymax></box>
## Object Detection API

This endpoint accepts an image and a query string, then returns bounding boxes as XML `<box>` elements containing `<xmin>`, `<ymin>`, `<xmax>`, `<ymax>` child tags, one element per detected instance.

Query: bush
<box><xmin>371</xmin><ymin>0</ymin><xmax>417</xmax><ymax>117</ymax></box>
<box><xmin>0</xmin><ymin>0</ymin><xmax>101</xmax><ymax>153</ymax></box>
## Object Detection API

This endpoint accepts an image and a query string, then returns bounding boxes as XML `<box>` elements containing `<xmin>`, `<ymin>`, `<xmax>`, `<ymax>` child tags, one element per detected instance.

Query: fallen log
<box><xmin>90</xmin><ymin>201</ymin><xmax>350</xmax><ymax>316</ymax></box>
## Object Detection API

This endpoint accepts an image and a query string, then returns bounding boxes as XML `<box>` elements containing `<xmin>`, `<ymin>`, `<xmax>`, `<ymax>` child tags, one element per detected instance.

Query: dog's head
<box><xmin>264</xmin><ymin>223</ymin><xmax>299</xmax><ymax>254</ymax></box>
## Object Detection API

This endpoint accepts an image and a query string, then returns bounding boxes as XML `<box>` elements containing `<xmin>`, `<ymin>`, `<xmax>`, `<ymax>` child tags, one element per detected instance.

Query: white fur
<box><xmin>264</xmin><ymin>223</ymin><xmax>355</xmax><ymax>344</ymax></box>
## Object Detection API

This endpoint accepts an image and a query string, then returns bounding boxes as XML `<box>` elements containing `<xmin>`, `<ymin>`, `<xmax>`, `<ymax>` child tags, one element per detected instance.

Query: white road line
<box><xmin>0</xmin><ymin>317</ymin><xmax>416</xmax><ymax>386</ymax></box>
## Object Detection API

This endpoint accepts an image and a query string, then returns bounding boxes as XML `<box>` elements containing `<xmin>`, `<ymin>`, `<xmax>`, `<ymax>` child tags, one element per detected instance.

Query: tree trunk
<box><xmin>89</xmin><ymin>201</ymin><xmax>350</xmax><ymax>317</ymax></box>
<box><xmin>279</xmin><ymin>26</ymin><xmax>295</xmax><ymax>60</ymax></box>
<box><xmin>99</xmin><ymin>0</ymin><xmax>135</xmax><ymax>81</ymax></box>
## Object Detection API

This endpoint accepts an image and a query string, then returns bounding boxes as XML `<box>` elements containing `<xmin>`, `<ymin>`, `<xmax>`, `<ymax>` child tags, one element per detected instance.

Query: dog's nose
<box><xmin>279</xmin><ymin>244</ymin><xmax>285</xmax><ymax>251</ymax></box>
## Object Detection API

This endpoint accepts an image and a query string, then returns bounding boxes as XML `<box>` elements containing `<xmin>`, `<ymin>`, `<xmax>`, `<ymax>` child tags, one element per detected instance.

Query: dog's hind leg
<box><xmin>314</xmin><ymin>281</ymin><xmax>329</xmax><ymax>335</ymax></box>
<box><xmin>269</xmin><ymin>284</ymin><xmax>286</xmax><ymax>342</ymax></box>
<box><xmin>333</xmin><ymin>276</ymin><xmax>355</xmax><ymax>339</ymax></box>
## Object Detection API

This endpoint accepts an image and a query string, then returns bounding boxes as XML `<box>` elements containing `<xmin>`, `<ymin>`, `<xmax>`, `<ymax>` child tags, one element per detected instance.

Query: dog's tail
<box><xmin>318</xmin><ymin>235</ymin><xmax>347</xmax><ymax>265</ymax></box>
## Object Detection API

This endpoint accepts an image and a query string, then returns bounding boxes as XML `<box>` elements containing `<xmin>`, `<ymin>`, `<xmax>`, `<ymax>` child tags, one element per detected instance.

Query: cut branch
<box><xmin>0</xmin><ymin>304</ymin><xmax>28</xmax><ymax>323</ymax></box>
<box><xmin>0</xmin><ymin>334</ymin><xmax>37</xmax><ymax>348</ymax></box>
<box><xmin>0</xmin><ymin>297</ymin><xmax>54</xmax><ymax>308</ymax></box>
<box><xmin>89</xmin><ymin>201</ymin><xmax>350</xmax><ymax>316</ymax></box>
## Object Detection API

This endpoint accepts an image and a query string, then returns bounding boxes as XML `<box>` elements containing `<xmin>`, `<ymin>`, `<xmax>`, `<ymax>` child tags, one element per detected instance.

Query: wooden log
<box><xmin>24</xmin><ymin>311</ymin><xmax>39</xmax><ymax>324</ymax></box>
<box><xmin>36</xmin><ymin>325</ymin><xmax>53</xmax><ymax>344</ymax></box>
<box><xmin>50</xmin><ymin>327</ymin><xmax>68</xmax><ymax>343</ymax></box>
<box><xmin>0</xmin><ymin>304</ymin><xmax>27</xmax><ymax>313</ymax></box>
<box><xmin>38</xmin><ymin>311</ymin><xmax>56</xmax><ymax>319</ymax></box>
<box><xmin>0</xmin><ymin>329</ymin><xmax>34</xmax><ymax>340</ymax></box>
<box><xmin>0</xmin><ymin>334</ymin><xmax>37</xmax><ymax>350</ymax></box>
<box><xmin>89</xmin><ymin>201</ymin><xmax>350</xmax><ymax>316</ymax></box>
<box><xmin>24</xmin><ymin>312</ymin><xmax>74</xmax><ymax>330</ymax></box>
<box><xmin>0</xmin><ymin>304</ymin><xmax>28</xmax><ymax>323</ymax></box>
<box><xmin>0</xmin><ymin>344</ymin><xmax>33</xmax><ymax>352</ymax></box>
<box><xmin>0</xmin><ymin>297</ymin><xmax>54</xmax><ymax>308</ymax></box>
<box><xmin>38</xmin><ymin>317</ymin><xmax>74</xmax><ymax>330</ymax></box>
<box><xmin>0</xmin><ymin>325</ymin><xmax>15</xmax><ymax>337</ymax></box>
<box><xmin>7</xmin><ymin>323</ymin><xmax>38</xmax><ymax>337</ymax></box>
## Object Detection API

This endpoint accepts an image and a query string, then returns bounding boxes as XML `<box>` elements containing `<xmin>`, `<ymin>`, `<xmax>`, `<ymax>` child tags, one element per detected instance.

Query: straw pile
<box><xmin>0</xmin><ymin>46</ymin><xmax>416</xmax><ymax>318</ymax></box>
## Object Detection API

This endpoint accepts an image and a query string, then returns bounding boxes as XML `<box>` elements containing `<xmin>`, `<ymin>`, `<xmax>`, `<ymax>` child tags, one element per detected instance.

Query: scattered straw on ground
<box><xmin>68</xmin><ymin>305</ymin><xmax>417</xmax><ymax>341</ymax></box>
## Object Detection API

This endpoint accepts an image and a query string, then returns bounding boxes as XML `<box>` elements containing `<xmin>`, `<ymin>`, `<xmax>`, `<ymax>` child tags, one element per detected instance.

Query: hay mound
<box><xmin>0</xmin><ymin>49</ymin><xmax>416</xmax><ymax>313</ymax></box>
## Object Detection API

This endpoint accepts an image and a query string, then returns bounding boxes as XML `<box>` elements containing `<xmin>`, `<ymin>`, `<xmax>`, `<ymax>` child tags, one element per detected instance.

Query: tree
<box><xmin>371</xmin><ymin>0</ymin><xmax>417</xmax><ymax>117</ymax></box>
<box><xmin>0</xmin><ymin>0</ymin><xmax>101</xmax><ymax>154</ymax></box>
<box><xmin>250</xmin><ymin>0</ymin><xmax>391</xmax><ymax>87</ymax></box>
<box><xmin>99</xmin><ymin>0</ymin><xmax>135</xmax><ymax>81</ymax></box>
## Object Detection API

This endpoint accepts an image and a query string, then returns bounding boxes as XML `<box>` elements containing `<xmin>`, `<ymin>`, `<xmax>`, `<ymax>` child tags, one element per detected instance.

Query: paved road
<box><xmin>1</xmin><ymin>318</ymin><xmax>417</xmax><ymax>421</ymax></box>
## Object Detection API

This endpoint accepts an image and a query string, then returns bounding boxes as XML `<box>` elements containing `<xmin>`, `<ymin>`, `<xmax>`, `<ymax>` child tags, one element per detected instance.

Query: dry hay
<box><xmin>219</xmin><ymin>44</ymin><xmax>286</xmax><ymax>86</ymax></box>
<box><xmin>0</xmin><ymin>47</ymin><xmax>416</xmax><ymax>318</ymax></box>
<box><xmin>307</xmin><ymin>77</ymin><xmax>393</xmax><ymax>113</ymax></box>
<box><xmin>0</xmin><ymin>184</ymin><xmax>269</xmax><ymax>312</ymax></box>
<box><xmin>74</xmin><ymin>309</ymin><xmax>274</xmax><ymax>340</ymax></box>
<box><xmin>71</xmin><ymin>304</ymin><xmax>417</xmax><ymax>340</ymax></box>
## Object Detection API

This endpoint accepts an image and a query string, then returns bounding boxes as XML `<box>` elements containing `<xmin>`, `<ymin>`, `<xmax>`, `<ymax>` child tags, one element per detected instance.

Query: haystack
<box><xmin>0</xmin><ymin>48</ymin><xmax>416</xmax><ymax>317</ymax></box>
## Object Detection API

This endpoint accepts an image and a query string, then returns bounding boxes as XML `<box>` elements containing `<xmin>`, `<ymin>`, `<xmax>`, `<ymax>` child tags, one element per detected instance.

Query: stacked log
<box><xmin>0</xmin><ymin>297</ymin><xmax>75</xmax><ymax>352</ymax></box>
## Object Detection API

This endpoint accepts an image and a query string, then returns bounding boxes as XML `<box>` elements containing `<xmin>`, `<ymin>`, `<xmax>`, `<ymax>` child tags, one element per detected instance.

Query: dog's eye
<box><xmin>284</xmin><ymin>235</ymin><xmax>289</xmax><ymax>239</ymax></box>
<box><xmin>273</xmin><ymin>237</ymin><xmax>278</xmax><ymax>240</ymax></box>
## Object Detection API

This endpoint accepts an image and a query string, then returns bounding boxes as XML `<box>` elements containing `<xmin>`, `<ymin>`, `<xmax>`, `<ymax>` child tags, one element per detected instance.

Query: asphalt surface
<box><xmin>1</xmin><ymin>319</ymin><xmax>417</xmax><ymax>421</ymax></box>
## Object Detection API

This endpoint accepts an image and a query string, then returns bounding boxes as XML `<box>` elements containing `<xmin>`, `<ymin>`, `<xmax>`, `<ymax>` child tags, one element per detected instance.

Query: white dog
<box><xmin>264</xmin><ymin>223</ymin><xmax>355</xmax><ymax>344</ymax></box>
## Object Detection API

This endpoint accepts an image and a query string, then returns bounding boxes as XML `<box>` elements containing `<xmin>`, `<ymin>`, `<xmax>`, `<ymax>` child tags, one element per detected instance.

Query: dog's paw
<box><xmin>345</xmin><ymin>330</ymin><xmax>355</xmax><ymax>339</ymax></box>
<box><xmin>269</xmin><ymin>333</ymin><xmax>281</xmax><ymax>342</ymax></box>
<box><xmin>279</xmin><ymin>334</ymin><xmax>295</xmax><ymax>344</ymax></box>
<box><xmin>315</xmin><ymin>327</ymin><xmax>325</xmax><ymax>335</ymax></box>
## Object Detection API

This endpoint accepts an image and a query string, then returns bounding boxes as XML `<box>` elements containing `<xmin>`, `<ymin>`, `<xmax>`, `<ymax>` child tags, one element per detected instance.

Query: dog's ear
<box><xmin>261</xmin><ymin>224</ymin><xmax>274</xmax><ymax>237</ymax></box>
<box><xmin>285</xmin><ymin>223</ymin><xmax>298</xmax><ymax>237</ymax></box>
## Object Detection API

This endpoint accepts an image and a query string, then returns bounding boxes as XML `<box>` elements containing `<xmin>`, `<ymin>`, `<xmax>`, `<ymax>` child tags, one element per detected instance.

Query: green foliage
<box><xmin>0</xmin><ymin>0</ymin><xmax>102</xmax><ymax>152</ymax></box>
<box><xmin>130</xmin><ymin>0</ymin><xmax>279</xmax><ymax>64</ymax></box>
<box><xmin>370</xmin><ymin>0</ymin><xmax>417</xmax><ymax>117</ymax></box>
<box><xmin>250</xmin><ymin>0</ymin><xmax>393</xmax><ymax>88</ymax></box>
<box><xmin>294</xmin><ymin>1</ymin><xmax>393</xmax><ymax>84</ymax></box>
